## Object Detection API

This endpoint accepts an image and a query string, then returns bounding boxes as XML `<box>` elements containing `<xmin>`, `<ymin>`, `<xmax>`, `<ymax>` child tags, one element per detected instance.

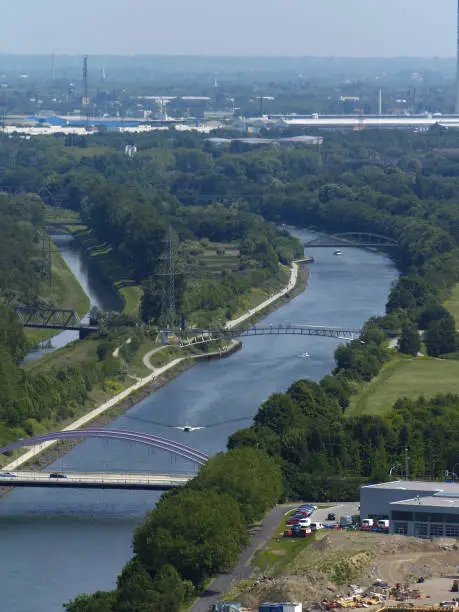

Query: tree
<box><xmin>399</xmin><ymin>324</ymin><xmax>420</xmax><ymax>356</ymax></box>
<box><xmin>191</xmin><ymin>447</ymin><xmax>283</xmax><ymax>523</ymax></box>
<box><xmin>133</xmin><ymin>489</ymin><xmax>246</xmax><ymax>586</ymax></box>
<box><xmin>425</xmin><ymin>314</ymin><xmax>457</xmax><ymax>356</ymax></box>
<box><xmin>63</xmin><ymin>591</ymin><xmax>116</xmax><ymax>612</ymax></box>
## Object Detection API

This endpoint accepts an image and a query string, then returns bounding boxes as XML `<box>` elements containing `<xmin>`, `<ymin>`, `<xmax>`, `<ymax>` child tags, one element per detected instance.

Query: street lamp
<box><xmin>389</xmin><ymin>463</ymin><xmax>401</xmax><ymax>481</ymax></box>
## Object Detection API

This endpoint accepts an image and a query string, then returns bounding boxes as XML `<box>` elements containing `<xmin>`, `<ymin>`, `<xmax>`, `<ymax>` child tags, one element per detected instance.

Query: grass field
<box><xmin>348</xmin><ymin>356</ymin><xmax>459</xmax><ymax>416</ymax></box>
<box><xmin>446</xmin><ymin>283</ymin><xmax>459</xmax><ymax>326</ymax></box>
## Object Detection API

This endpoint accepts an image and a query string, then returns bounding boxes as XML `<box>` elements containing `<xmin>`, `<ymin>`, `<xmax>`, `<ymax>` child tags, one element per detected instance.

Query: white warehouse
<box><xmin>360</xmin><ymin>481</ymin><xmax>459</xmax><ymax>538</ymax></box>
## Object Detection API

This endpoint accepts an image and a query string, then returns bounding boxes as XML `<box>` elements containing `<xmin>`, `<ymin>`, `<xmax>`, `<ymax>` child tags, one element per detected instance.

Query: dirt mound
<box><xmin>235</xmin><ymin>531</ymin><xmax>459</xmax><ymax>608</ymax></box>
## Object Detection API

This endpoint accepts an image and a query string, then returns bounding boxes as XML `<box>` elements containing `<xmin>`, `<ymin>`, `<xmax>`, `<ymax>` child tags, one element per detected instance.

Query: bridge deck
<box><xmin>0</xmin><ymin>471</ymin><xmax>193</xmax><ymax>491</ymax></box>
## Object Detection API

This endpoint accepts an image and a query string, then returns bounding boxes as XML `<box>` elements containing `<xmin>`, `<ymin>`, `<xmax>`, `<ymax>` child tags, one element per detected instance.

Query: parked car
<box><xmin>297</xmin><ymin>518</ymin><xmax>311</xmax><ymax>528</ymax></box>
<box><xmin>49</xmin><ymin>473</ymin><xmax>67</xmax><ymax>479</ymax></box>
<box><xmin>287</xmin><ymin>513</ymin><xmax>309</xmax><ymax>525</ymax></box>
<box><xmin>310</xmin><ymin>522</ymin><xmax>324</xmax><ymax>531</ymax></box>
<box><xmin>0</xmin><ymin>472</ymin><xmax>15</xmax><ymax>478</ymax></box>
<box><xmin>327</xmin><ymin>512</ymin><xmax>336</xmax><ymax>521</ymax></box>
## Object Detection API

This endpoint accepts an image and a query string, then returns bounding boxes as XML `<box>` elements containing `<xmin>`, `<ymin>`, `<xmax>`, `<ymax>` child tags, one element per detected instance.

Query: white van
<box><xmin>378</xmin><ymin>520</ymin><xmax>389</xmax><ymax>530</ymax></box>
<box><xmin>310</xmin><ymin>522</ymin><xmax>323</xmax><ymax>531</ymax></box>
<box><xmin>361</xmin><ymin>518</ymin><xmax>374</xmax><ymax>529</ymax></box>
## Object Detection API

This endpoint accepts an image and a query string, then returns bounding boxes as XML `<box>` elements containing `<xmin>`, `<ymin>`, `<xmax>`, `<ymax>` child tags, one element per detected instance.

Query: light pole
<box><xmin>389</xmin><ymin>463</ymin><xmax>401</xmax><ymax>481</ymax></box>
<box><xmin>405</xmin><ymin>448</ymin><xmax>410</xmax><ymax>480</ymax></box>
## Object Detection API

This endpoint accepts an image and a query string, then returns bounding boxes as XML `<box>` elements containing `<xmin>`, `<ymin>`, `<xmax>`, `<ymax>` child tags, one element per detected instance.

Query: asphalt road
<box><xmin>189</xmin><ymin>501</ymin><xmax>359</xmax><ymax>612</ymax></box>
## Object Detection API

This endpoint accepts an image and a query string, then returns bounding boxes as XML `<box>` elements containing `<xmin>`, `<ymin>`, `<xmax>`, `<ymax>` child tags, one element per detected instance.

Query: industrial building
<box><xmin>360</xmin><ymin>481</ymin><xmax>459</xmax><ymax>538</ymax></box>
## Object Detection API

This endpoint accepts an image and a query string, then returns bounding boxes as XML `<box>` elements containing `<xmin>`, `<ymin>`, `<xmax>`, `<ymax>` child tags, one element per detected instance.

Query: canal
<box><xmin>24</xmin><ymin>234</ymin><xmax>123</xmax><ymax>364</ymax></box>
<box><xmin>0</xmin><ymin>231</ymin><xmax>398</xmax><ymax>611</ymax></box>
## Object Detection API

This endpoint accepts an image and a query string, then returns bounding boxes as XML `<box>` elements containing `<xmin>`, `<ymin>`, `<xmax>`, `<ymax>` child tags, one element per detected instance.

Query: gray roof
<box><xmin>362</xmin><ymin>480</ymin><xmax>459</xmax><ymax>493</ymax></box>
<box><xmin>391</xmin><ymin>495</ymin><xmax>459</xmax><ymax>509</ymax></box>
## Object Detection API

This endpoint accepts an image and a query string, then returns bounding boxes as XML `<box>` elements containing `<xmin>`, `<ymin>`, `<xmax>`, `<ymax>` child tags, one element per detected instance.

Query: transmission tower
<box><xmin>40</xmin><ymin>233</ymin><xmax>53</xmax><ymax>286</ymax></box>
<box><xmin>157</xmin><ymin>226</ymin><xmax>180</xmax><ymax>329</ymax></box>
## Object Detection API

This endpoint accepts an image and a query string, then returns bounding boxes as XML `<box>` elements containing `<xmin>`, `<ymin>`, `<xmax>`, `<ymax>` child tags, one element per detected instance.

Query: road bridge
<box><xmin>0</xmin><ymin>428</ymin><xmax>209</xmax><ymax>466</ymax></box>
<box><xmin>0</xmin><ymin>471</ymin><xmax>193</xmax><ymax>491</ymax></box>
<box><xmin>304</xmin><ymin>232</ymin><xmax>398</xmax><ymax>248</ymax></box>
<box><xmin>12</xmin><ymin>305</ymin><xmax>98</xmax><ymax>339</ymax></box>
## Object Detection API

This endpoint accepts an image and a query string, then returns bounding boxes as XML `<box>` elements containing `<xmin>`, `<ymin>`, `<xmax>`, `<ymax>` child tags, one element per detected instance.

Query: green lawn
<box><xmin>446</xmin><ymin>283</ymin><xmax>459</xmax><ymax>327</ymax></box>
<box><xmin>348</xmin><ymin>356</ymin><xmax>459</xmax><ymax>416</ymax></box>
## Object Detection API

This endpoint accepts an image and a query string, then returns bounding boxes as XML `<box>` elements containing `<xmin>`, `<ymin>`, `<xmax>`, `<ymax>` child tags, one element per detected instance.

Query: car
<box><xmin>310</xmin><ymin>522</ymin><xmax>324</xmax><ymax>531</ymax></box>
<box><xmin>297</xmin><ymin>518</ymin><xmax>311</xmax><ymax>528</ymax></box>
<box><xmin>293</xmin><ymin>508</ymin><xmax>311</xmax><ymax>516</ymax></box>
<box><xmin>49</xmin><ymin>473</ymin><xmax>67</xmax><ymax>479</ymax></box>
<box><xmin>0</xmin><ymin>472</ymin><xmax>15</xmax><ymax>478</ymax></box>
<box><xmin>287</xmin><ymin>514</ymin><xmax>308</xmax><ymax>525</ymax></box>
<box><xmin>327</xmin><ymin>512</ymin><xmax>336</xmax><ymax>521</ymax></box>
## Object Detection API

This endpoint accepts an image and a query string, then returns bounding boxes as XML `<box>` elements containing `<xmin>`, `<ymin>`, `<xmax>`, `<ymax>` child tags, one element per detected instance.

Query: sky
<box><xmin>0</xmin><ymin>0</ymin><xmax>457</xmax><ymax>57</ymax></box>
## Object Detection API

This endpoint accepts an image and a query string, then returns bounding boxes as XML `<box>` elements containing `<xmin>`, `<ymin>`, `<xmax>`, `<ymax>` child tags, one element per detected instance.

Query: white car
<box><xmin>298</xmin><ymin>518</ymin><xmax>311</xmax><ymax>528</ymax></box>
<box><xmin>310</xmin><ymin>522</ymin><xmax>324</xmax><ymax>531</ymax></box>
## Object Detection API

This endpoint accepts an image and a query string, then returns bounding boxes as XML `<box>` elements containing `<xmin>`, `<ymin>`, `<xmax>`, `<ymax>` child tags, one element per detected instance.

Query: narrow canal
<box><xmin>0</xmin><ymin>231</ymin><xmax>398</xmax><ymax>611</ymax></box>
<box><xmin>23</xmin><ymin>234</ymin><xmax>123</xmax><ymax>363</ymax></box>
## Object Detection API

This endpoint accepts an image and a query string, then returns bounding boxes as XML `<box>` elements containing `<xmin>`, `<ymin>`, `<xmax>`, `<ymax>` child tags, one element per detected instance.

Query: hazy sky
<box><xmin>0</xmin><ymin>0</ymin><xmax>457</xmax><ymax>57</ymax></box>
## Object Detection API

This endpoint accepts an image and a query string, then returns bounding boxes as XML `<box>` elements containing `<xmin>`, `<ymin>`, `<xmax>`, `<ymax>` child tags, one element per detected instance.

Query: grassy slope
<box><xmin>25</xmin><ymin>244</ymin><xmax>90</xmax><ymax>345</ymax></box>
<box><xmin>347</xmin><ymin>283</ymin><xmax>459</xmax><ymax>417</ymax></box>
<box><xmin>73</xmin><ymin>228</ymin><xmax>140</xmax><ymax>316</ymax></box>
<box><xmin>347</xmin><ymin>356</ymin><xmax>459</xmax><ymax>416</ymax></box>
<box><xmin>445</xmin><ymin>283</ymin><xmax>459</xmax><ymax>327</ymax></box>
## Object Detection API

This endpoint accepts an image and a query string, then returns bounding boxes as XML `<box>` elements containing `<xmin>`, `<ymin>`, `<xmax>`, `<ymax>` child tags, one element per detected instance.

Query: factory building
<box><xmin>390</xmin><ymin>494</ymin><xmax>459</xmax><ymax>538</ymax></box>
<box><xmin>360</xmin><ymin>481</ymin><xmax>459</xmax><ymax>538</ymax></box>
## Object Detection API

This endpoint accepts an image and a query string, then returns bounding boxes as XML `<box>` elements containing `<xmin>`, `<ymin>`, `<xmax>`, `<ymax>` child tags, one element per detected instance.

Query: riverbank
<box><xmin>72</xmin><ymin>227</ymin><xmax>142</xmax><ymax>316</ymax></box>
<box><xmin>24</xmin><ymin>240</ymin><xmax>90</xmax><ymax>346</ymax></box>
<box><xmin>3</xmin><ymin>260</ymin><xmax>305</xmax><ymax>473</ymax></box>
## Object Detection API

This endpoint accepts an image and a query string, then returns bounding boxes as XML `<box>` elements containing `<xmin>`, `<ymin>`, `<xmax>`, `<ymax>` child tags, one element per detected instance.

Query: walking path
<box><xmin>225</xmin><ymin>262</ymin><xmax>298</xmax><ymax>330</ymax></box>
<box><xmin>3</xmin><ymin>263</ymin><xmax>299</xmax><ymax>471</ymax></box>
<box><xmin>189</xmin><ymin>501</ymin><xmax>358</xmax><ymax>612</ymax></box>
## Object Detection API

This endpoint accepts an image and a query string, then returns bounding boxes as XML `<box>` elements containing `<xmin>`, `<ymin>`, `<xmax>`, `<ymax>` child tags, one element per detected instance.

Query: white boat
<box><xmin>334</xmin><ymin>250</ymin><xmax>343</xmax><ymax>256</ymax></box>
<box><xmin>300</xmin><ymin>352</ymin><xmax>310</xmax><ymax>359</ymax></box>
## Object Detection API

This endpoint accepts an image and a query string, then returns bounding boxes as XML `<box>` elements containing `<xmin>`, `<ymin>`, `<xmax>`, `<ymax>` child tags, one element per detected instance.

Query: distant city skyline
<box><xmin>0</xmin><ymin>0</ymin><xmax>457</xmax><ymax>57</ymax></box>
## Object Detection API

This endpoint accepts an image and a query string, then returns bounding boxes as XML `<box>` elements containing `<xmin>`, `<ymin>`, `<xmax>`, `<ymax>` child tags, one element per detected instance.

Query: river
<box><xmin>0</xmin><ymin>231</ymin><xmax>397</xmax><ymax>612</ymax></box>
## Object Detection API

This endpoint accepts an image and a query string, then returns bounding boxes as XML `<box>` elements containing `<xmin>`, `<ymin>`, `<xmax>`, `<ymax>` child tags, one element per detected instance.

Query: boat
<box><xmin>334</xmin><ymin>250</ymin><xmax>343</xmax><ymax>256</ymax></box>
<box><xmin>300</xmin><ymin>352</ymin><xmax>310</xmax><ymax>359</ymax></box>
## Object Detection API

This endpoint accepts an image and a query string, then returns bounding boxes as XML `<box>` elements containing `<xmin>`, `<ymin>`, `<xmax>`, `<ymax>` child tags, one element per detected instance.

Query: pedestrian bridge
<box><xmin>304</xmin><ymin>232</ymin><xmax>399</xmax><ymax>248</ymax></box>
<box><xmin>0</xmin><ymin>470</ymin><xmax>193</xmax><ymax>491</ymax></box>
<box><xmin>166</xmin><ymin>324</ymin><xmax>362</xmax><ymax>344</ymax></box>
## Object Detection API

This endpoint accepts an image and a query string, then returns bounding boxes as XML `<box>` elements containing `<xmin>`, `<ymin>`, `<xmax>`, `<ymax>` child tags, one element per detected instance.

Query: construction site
<box><xmin>229</xmin><ymin>531</ymin><xmax>459</xmax><ymax>612</ymax></box>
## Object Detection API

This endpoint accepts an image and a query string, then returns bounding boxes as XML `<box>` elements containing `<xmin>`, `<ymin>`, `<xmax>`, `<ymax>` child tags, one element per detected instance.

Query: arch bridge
<box><xmin>304</xmin><ymin>232</ymin><xmax>399</xmax><ymax>248</ymax></box>
<box><xmin>0</xmin><ymin>429</ymin><xmax>207</xmax><ymax>490</ymax></box>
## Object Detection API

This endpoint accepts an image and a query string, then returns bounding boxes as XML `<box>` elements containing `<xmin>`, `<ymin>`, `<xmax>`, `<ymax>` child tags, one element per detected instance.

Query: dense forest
<box><xmin>4</xmin><ymin>127</ymin><xmax>459</xmax><ymax>609</ymax></box>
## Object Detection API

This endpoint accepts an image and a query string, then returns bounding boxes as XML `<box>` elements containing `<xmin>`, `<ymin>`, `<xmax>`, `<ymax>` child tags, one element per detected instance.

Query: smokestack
<box><xmin>378</xmin><ymin>88</ymin><xmax>382</xmax><ymax>116</ymax></box>
<box><xmin>82</xmin><ymin>56</ymin><xmax>89</xmax><ymax>106</ymax></box>
<box><xmin>456</xmin><ymin>0</ymin><xmax>459</xmax><ymax>114</ymax></box>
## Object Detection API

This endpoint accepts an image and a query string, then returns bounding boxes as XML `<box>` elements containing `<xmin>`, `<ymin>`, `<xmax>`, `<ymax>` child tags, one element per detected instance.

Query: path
<box><xmin>3</xmin><ymin>264</ymin><xmax>299</xmax><ymax>471</ymax></box>
<box><xmin>189</xmin><ymin>501</ymin><xmax>358</xmax><ymax>612</ymax></box>
<box><xmin>225</xmin><ymin>263</ymin><xmax>298</xmax><ymax>330</ymax></box>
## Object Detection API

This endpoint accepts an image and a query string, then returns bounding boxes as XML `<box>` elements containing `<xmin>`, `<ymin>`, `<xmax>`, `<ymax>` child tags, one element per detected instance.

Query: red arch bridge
<box><xmin>0</xmin><ymin>429</ymin><xmax>207</xmax><ymax>491</ymax></box>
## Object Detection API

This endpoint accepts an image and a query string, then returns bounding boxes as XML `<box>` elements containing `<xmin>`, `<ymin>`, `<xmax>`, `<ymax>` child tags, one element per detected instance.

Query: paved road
<box><xmin>189</xmin><ymin>501</ymin><xmax>359</xmax><ymax>612</ymax></box>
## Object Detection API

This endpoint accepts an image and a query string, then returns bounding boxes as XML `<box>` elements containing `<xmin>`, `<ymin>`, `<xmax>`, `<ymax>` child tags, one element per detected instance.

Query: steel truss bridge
<box><xmin>0</xmin><ymin>428</ymin><xmax>207</xmax><ymax>490</ymax></box>
<box><xmin>167</xmin><ymin>324</ymin><xmax>362</xmax><ymax>343</ymax></box>
<box><xmin>304</xmin><ymin>232</ymin><xmax>399</xmax><ymax>248</ymax></box>
<box><xmin>13</xmin><ymin>306</ymin><xmax>98</xmax><ymax>338</ymax></box>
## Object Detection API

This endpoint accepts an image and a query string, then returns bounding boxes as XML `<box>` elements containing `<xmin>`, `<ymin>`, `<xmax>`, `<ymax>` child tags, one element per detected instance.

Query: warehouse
<box><xmin>360</xmin><ymin>481</ymin><xmax>459</xmax><ymax>520</ymax></box>
<box><xmin>390</xmin><ymin>494</ymin><xmax>459</xmax><ymax>538</ymax></box>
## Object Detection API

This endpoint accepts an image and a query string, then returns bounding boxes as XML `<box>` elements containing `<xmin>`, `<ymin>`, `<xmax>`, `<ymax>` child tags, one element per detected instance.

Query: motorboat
<box><xmin>300</xmin><ymin>352</ymin><xmax>310</xmax><ymax>359</ymax></box>
<box><xmin>334</xmin><ymin>250</ymin><xmax>343</xmax><ymax>256</ymax></box>
<box><xmin>174</xmin><ymin>425</ymin><xmax>204</xmax><ymax>432</ymax></box>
